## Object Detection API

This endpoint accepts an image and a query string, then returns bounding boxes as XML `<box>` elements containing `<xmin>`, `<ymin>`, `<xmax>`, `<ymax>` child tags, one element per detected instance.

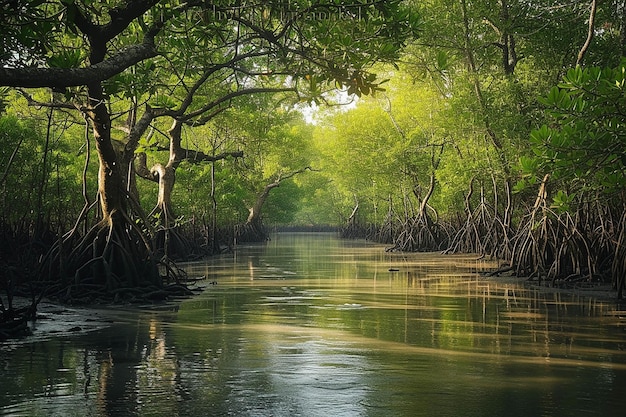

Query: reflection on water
<box><xmin>1</xmin><ymin>232</ymin><xmax>625</xmax><ymax>416</ymax></box>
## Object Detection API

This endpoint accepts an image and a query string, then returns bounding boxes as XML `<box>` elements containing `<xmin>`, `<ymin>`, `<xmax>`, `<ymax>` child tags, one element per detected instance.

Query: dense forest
<box><xmin>1</xmin><ymin>0</ymin><xmax>625</xmax><ymax>334</ymax></box>
<box><xmin>319</xmin><ymin>0</ymin><xmax>626</xmax><ymax>300</ymax></box>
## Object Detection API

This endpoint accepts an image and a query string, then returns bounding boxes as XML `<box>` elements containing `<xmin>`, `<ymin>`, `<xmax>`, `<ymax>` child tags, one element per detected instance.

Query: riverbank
<box><xmin>483</xmin><ymin>270</ymin><xmax>622</xmax><ymax>304</ymax></box>
<box><xmin>1</xmin><ymin>282</ymin><xmax>206</xmax><ymax>343</ymax></box>
<box><xmin>0</xmin><ymin>298</ymin><xmax>117</xmax><ymax>343</ymax></box>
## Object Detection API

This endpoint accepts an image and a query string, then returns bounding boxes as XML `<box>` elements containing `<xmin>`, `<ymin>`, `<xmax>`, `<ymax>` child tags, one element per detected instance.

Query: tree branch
<box><xmin>576</xmin><ymin>0</ymin><xmax>597</xmax><ymax>66</ymax></box>
<box><xmin>0</xmin><ymin>40</ymin><xmax>158</xmax><ymax>88</ymax></box>
<box><xmin>182</xmin><ymin>87</ymin><xmax>297</xmax><ymax>121</ymax></box>
<box><xmin>17</xmin><ymin>89</ymin><xmax>81</xmax><ymax>111</ymax></box>
<box><xmin>150</xmin><ymin>145</ymin><xmax>244</xmax><ymax>164</ymax></box>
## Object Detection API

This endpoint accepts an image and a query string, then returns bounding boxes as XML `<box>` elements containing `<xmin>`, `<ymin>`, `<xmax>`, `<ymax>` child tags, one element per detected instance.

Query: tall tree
<box><xmin>0</xmin><ymin>0</ymin><xmax>419</xmax><ymax>294</ymax></box>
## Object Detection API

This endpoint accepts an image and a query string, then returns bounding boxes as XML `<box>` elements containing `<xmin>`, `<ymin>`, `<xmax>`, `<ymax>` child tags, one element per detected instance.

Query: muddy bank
<box><xmin>1</xmin><ymin>298</ymin><xmax>120</xmax><ymax>345</ymax></box>
<box><xmin>1</xmin><ymin>286</ymin><xmax>206</xmax><ymax>344</ymax></box>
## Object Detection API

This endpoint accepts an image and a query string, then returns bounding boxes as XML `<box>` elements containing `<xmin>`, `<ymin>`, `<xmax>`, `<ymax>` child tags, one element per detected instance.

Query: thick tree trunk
<box><xmin>142</xmin><ymin>119</ymin><xmax>244</xmax><ymax>225</ymax></box>
<box><xmin>160</xmin><ymin>120</ymin><xmax>184</xmax><ymax>222</ymax></box>
<box><xmin>38</xmin><ymin>78</ymin><xmax>162</xmax><ymax>293</ymax></box>
<box><xmin>84</xmin><ymin>27</ymin><xmax>125</xmax><ymax>223</ymax></box>
<box><xmin>92</xmin><ymin>105</ymin><xmax>125</xmax><ymax>223</ymax></box>
<box><xmin>135</xmin><ymin>119</ymin><xmax>243</xmax><ymax>256</ymax></box>
<box><xmin>135</xmin><ymin>120</ymin><xmax>184</xmax><ymax>226</ymax></box>
<box><xmin>143</xmin><ymin>120</ymin><xmax>185</xmax><ymax>258</ymax></box>
<box><xmin>152</xmin><ymin>163</ymin><xmax>176</xmax><ymax>223</ymax></box>
<box><xmin>44</xmin><ymin>19</ymin><xmax>162</xmax><ymax>292</ymax></box>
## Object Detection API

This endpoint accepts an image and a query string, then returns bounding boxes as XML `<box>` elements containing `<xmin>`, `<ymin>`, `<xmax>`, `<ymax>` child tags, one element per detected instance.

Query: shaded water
<box><xmin>1</xmin><ymin>232</ymin><xmax>625</xmax><ymax>416</ymax></box>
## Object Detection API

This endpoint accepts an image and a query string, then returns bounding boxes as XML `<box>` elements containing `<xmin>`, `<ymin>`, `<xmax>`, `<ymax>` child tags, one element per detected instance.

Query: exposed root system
<box><xmin>35</xmin><ymin>209</ymin><xmax>195</xmax><ymax>305</ymax></box>
<box><xmin>235</xmin><ymin>221</ymin><xmax>269</xmax><ymax>243</ymax></box>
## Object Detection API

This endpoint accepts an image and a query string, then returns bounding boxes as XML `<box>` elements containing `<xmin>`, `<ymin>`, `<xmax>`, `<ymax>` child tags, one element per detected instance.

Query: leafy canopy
<box><xmin>522</xmin><ymin>60</ymin><xmax>626</xmax><ymax>199</ymax></box>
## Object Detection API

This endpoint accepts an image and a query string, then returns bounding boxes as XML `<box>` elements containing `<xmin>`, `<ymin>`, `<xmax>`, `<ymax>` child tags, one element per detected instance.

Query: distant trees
<box><xmin>239</xmin><ymin>112</ymin><xmax>315</xmax><ymax>241</ymax></box>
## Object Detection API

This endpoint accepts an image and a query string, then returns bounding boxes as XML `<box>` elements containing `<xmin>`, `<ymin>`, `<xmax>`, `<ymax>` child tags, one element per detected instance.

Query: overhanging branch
<box><xmin>183</xmin><ymin>87</ymin><xmax>298</xmax><ymax>121</ymax></box>
<box><xmin>0</xmin><ymin>40</ymin><xmax>158</xmax><ymax>88</ymax></box>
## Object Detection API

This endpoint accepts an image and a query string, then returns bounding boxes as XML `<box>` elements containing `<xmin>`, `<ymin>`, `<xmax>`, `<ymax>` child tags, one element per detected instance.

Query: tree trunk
<box><xmin>247</xmin><ymin>182</ymin><xmax>278</xmax><ymax>226</ymax></box>
<box><xmin>621</xmin><ymin>0</ymin><xmax>626</xmax><ymax>57</ymax></box>
<box><xmin>210</xmin><ymin>160</ymin><xmax>218</xmax><ymax>253</ymax></box>
<box><xmin>238</xmin><ymin>168</ymin><xmax>312</xmax><ymax>243</ymax></box>
<box><xmin>576</xmin><ymin>0</ymin><xmax>597</xmax><ymax>66</ymax></box>
<box><xmin>135</xmin><ymin>119</ymin><xmax>183</xmax><ymax>226</ymax></box>
<box><xmin>246</xmin><ymin>167</ymin><xmax>313</xmax><ymax>226</ymax></box>
<box><xmin>237</xmin><ymin>182</ymin><xmax>278</xmax><ymax>243</ymax></box>
<box><xmin>135</xmin><ymin>119</ymin><xmax>243</xmax><ymax>256</ymax></box>
<box><xmin>88</xmin><ymin>90</ymin><xmax>125</xmax><ymax>224</ymax></box>
<box><xmin>41</xmin><ymin>34</ymin><xmax>162</xmax><ymax>292</ymax></box>
<box><xmin>499</xmin><ymin>0</ymin><xmax>518</xmax><ymax>75</ymax></box>
<box><xmin>153</xmin><ymin>162</ymin><xmax>176</xmax><ymax>224</ymax></box>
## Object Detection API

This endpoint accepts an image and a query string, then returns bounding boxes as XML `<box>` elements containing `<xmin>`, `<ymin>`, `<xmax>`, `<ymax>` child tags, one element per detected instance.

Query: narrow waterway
<box><xmin>1</xmin><ymin>232</ymin><xmax>625</xmax><ymax>417</ymax></box>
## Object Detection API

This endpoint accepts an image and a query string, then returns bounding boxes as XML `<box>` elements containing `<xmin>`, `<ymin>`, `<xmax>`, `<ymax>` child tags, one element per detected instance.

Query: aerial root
<box><xmin>37</xmin><ymin>216</ymin><xmax>168</xmax><ymax>303</ymax></box>
<box><xmin>235</xmin><ymin>221</ymin><xmax>268</xmax><ymax>243</ymax></box>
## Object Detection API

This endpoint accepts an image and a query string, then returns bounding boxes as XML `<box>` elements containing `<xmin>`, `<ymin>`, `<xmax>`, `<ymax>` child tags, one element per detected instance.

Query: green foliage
<box><xmin>1</xmin><ymin>0</ymin><xmax>423</xmax><ymax>235</ymax></box>
<box><xmin>265</xmin><ymin>180</ymin><xmax>304</xmax><ymax>224</ymax></box>
<box><xmin>528</xmin><ymin>60</ymin><xmax>626</xmax><ymax>195</ymax></box>
<box><xmin>311</xmin><ymin>68</ymin><xmax>460</xmax><ymax>222</ymax></box>
<box><xmin>0</xmin><ymin>88</ymin><xmax>9</xmax><ymax>114</ymax></box>
<box><xmin>290</xmin><ymin>171</ymin><xmax>342</xmax><ymax>225</ymax></box>
<box><xmin>0</xmin><ymin>0</ymin><xmax>62</xmax><ymax>66</ymax></box>
<box><xmin>550</xmin><ymin>190</ymin><xmax>573</xmax><ymax>214</ymax></box>
<box><xmin>0</xmin><ymin>113</ymin><xmax>87</xmax><ymax>227</ymax></box>
<box><xmin>47</xmin><ymin>48</ymin><xmax>84</xmax><ymax>69</ymax></box>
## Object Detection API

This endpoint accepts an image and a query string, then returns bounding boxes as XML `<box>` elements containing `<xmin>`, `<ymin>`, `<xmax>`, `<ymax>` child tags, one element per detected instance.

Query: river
<box><xmin>1</xmin><ymin>232</ymin><xmax>625</xmax><ymax>416</ymax></box>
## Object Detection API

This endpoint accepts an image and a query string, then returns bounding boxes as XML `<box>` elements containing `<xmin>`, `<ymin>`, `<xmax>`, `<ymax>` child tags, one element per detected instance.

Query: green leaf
<box><xmin>512</xmin><ymin>179</ymin><xmax>528</xmax><ymax>194</ymax></box>
<box><xmin>550</xmin><ymin>190</ymin><xmax>572</xmax><ymax>213</ymax></box>
<box><xmin>47</xmin><ymin>49</ymin><xmax>84</xmax><ymax>68</ymax></box>
<box><xmin>436</xmin><ymin>50</ymin><xmax>448</xmax><ymax>71</ymax></box>
<box><xmin>518</xmin><ymin>156</ymin><xmax>539</xmax><ymax>174</ymax></box>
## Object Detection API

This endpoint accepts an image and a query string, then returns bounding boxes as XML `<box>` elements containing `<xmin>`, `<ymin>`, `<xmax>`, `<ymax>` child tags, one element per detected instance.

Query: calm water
<box><xmin>1</xmin><ymin>232</ymin><xmax>625</xmax><ymax>417</ymax></box>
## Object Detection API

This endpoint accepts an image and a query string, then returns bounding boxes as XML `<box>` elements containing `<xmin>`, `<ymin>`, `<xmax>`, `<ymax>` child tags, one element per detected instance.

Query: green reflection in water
<box><xmin>2</xmin><ymin>232</ymin><xmax>626</xmax><ymax>417</ymax></box>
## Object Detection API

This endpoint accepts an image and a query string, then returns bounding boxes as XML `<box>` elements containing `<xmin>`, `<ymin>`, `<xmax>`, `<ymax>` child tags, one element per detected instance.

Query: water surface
<box><xmin>1</xmin><ymin>232</ymin><xmax>625</xmax><ymax>416</ymax></box>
